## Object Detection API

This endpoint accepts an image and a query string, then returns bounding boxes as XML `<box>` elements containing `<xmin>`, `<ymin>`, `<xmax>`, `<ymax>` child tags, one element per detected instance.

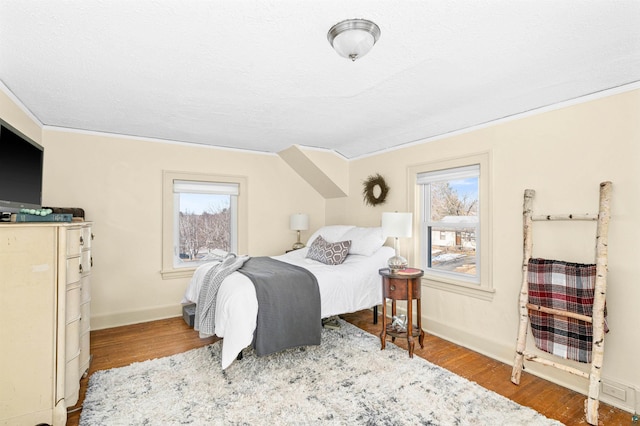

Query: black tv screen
<box><xmin>0</xmin><ymin>124</ymin><xmax>44</xmax><ymax>213</ymax></box>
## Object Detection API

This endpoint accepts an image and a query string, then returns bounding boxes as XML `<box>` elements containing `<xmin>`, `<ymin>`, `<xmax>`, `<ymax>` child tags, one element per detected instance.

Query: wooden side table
<box><xmin>379</xmin><ymin>268</ymin><xmax>425</xmax><ymax>358</ymax></box>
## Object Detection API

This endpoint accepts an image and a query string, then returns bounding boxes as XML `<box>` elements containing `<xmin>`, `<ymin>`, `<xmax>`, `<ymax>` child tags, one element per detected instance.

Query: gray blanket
<box><xmin>238</xmin><ymin>257</ymin><xmax>321</xmax><ymax>356</ymax></box>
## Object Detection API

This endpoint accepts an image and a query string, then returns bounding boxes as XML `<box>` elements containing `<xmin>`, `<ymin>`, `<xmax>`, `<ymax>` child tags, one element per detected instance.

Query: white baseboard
<box><xmin>91</xmin><ymin>304</ymin><xmax>182</xmax><ymax>330</ymax></box>
<box><xmin>385</xmin><ymin>307</ymin><xmax>637</xmax><ymax>414</ymax></box>
<box><xmin>426</xmin><ymin>316</ymin><xmax>636</xmax><ymax>413</ymax></box>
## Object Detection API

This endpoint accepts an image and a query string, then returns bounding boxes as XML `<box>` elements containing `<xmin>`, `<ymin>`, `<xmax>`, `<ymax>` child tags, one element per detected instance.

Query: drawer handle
<box><xmin>91</xmin><ymin>256</ymin><xmax>93</xmax><ymax>267</ymax></box>
<box><xmin>79</xmin><ymin>264</ymin><xmax>83</xmax><ymax>274</ymax></box>
<box><xmin>390</xmin><ymin>284</ymin><xmax>396</xmax><ymax>291</ymax></box>
<box><xmin>80</xmin><ymin>236</ymin><xmax>84</xmax><ymax>246</ymax></box>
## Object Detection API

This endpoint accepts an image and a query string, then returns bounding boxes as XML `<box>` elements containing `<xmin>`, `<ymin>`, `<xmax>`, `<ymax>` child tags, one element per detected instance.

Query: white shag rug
<box><xmin>80</xmin><ymin>320</ymin><xmax>564</xmax><ymax>425</ymax></box>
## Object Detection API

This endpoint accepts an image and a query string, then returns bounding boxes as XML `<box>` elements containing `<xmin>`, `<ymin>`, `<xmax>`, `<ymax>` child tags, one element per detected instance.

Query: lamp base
<box><xmin>292</xmin><ymin>229</ymin><xmax>305</xmax><ymax>250</ymax></box>
<box><xmin>387</xmin><ymin>254</ymin><xmax>408</xmax><ymax>270</ymax></box>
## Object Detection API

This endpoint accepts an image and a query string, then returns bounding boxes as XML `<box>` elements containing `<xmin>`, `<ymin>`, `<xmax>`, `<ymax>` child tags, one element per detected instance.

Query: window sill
<box><xmin>161</xmin><ymin>268</ymin><xmax>195</xmax><ymax>280</ymax></box>
<box><xmin>422</xmin><ymin>276</ymin><xmax>495</xmax><ymax>301</ymax></box>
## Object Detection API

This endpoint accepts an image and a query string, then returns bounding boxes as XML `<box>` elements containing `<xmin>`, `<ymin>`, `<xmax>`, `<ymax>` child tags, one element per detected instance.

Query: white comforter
<box><xmin>183</xmin><ymin>245</ymin><xmax>394</xmax><ymax>369</ymax></box>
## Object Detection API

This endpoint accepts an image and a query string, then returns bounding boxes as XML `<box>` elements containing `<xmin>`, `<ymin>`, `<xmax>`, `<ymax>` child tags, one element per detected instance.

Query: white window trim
<box><xmin>408</xmin><ymin>151</ymin><xmax>494</xmax><ymax>300</ymax></box>
<box><xmin>161</xmin><ymin>171</ymin><xmax>248</xmax><ymax>280</ymax></box>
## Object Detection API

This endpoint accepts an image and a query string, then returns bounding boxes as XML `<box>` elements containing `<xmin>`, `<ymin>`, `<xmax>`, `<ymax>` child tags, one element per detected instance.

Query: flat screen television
<box><xmin>0</xmin><ymin>122</ymin><xmax>44</xmax><ymax>213</ymax></box>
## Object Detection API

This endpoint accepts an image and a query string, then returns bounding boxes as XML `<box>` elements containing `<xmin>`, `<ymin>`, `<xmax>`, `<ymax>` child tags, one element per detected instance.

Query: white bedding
<box><xmin>183</xmin><ymin>244</ymin><xmax>394</xmax><ymax>369</ymax></box>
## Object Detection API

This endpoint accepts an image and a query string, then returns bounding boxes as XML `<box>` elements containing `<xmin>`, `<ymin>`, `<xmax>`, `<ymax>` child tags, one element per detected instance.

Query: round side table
<box><xmin>379</xmin><ymin>268</ymin><xmax>425</xmax><ymax>358</ymax></box>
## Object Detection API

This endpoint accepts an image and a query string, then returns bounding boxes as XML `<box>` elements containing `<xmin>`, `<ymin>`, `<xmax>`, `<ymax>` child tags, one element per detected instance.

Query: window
<box><xmin>162</xmin><ymin>171</ymin><xmax>247</xmax><ymax>279</ymax></box>
<box><xmin>173</xmin><ymin>180</ymin><xmax>238</xmax><ymax>268</ymax></box>
<box><xmin>408</xmin><ymin>152</ymin><xmax>493</xmax><ymax>300</ymax></box>
<box><xmin>418</xmin><ymin>165</ymin><xmax>479</xmax><ymax>283</ymax></box>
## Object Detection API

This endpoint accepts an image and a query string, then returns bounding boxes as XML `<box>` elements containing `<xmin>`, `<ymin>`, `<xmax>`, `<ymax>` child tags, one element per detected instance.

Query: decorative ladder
<box><xmin>511</xmin><ymin>181</ymin><xmax>612</xmax><ymax>426</ymax></box>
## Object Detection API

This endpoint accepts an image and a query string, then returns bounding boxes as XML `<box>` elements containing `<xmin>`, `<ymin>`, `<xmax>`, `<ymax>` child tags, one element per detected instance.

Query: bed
<box><xmin>182</xmin><ymin>225</ymin><xmax>394</xmax><ymax>369</ymax></box>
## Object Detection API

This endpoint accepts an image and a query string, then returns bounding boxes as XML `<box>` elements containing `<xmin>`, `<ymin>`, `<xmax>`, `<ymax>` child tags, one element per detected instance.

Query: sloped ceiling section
<box><xmin>278</xmin><ymin>146</ymin><xmax>348</xmax><ymax>198</ymax></box>
<box><xmin>0</xmin><ymin>1</ymin><xmax>639</xmax><ymax>158</ymax></box>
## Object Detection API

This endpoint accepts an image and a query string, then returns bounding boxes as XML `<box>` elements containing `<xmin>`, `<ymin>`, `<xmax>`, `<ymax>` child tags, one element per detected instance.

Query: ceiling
<box><xmin>1</xmin><ymin>1</ymin><xmax>639</xmax><ymax>159</ymax></box>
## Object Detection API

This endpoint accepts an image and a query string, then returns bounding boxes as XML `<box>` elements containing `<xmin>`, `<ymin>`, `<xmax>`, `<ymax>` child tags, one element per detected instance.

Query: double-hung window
<box><xmin>162</xmin><ymin>171</ymin><xmax>246</xmax><ymax>279</ymax></box>
<box><xmin>409</xmin><ymin>152</ymin><xmax>493</xmax><ymax>299</ymax></box>
<box><xmin>418</xmin><ymin>165</ymin><xmax>480</xmax><ymax>283</ymax></box>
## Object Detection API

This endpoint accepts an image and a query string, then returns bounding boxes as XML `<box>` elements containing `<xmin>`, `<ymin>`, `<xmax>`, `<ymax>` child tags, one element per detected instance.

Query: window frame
<box><xmin>419</xmin><ymin>164</ymin><xmax>480</xmax><ymax>284</ymax></box>
<box><xmin>161</xmin><ymin>171</ymin><xmax>247</xmax><ymax>279</ymax></box>
<box><xmin>408</xmin><ymin>152</ymin><xmax>494</xmax><ymax>300</ymax></box>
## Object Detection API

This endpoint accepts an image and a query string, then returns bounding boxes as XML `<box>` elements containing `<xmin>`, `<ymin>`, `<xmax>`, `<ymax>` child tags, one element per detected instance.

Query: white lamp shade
<box><xmin>382</xmin><ymin>212</ymin><xmax>412</xmax><ymax>238</ymax></box>
<box><xmin>290</xmin><ymin>213</ymin><xmax>309</xmax><ymax>231</ymax></box>
<box><xmin>332</xmin><ymin>29</ymin><xmax>376</xmax><ymax>60</ymax></box>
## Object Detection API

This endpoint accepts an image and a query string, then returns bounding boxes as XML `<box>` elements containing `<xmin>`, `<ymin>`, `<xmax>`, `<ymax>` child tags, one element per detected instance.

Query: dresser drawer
<box><xmin>79</xmin><ymin>330</ymin><xmax>91</xmax><ymax>374</ymax></box>
<box><xmin>66</xmin><ymin>228</ymin><xmax>83</xmax><ymax>257</ymax></box>
<box><xmin>66</xmin><ymin>282</ymin><xmax>81</xmax><ymax>323</ymax></box>
<box><xmin>65</xmin><ymin>352</ymin><xmax>80</xmax><ymax>407</ymax></box>
<box><xmin>382</xmin><ymin>277</ymin><xmax>421</xmax><ymax>300</ymax></box>
<box><xmin>81</xmin><ymin>226</ymin><xmax>92</xmax><ymax>250</ymax></box>
<box><xmin>81</xmin><ymin>275</ymin><xmax>91</xmax><ymax>304</ymax></box>
<box><xmin>66</xmin><ymin>256</ymin><xmax>81</xmax><ymax>284</ymax></box>
<box><xmin>80</xmin><ymin>301</ymin><xmax>91</xmax><ymax>334</ymax></box>
<box><xmin>81</xmin><ymin>250</ymin><xmax>92</xmax><ymax>275</ymax></box>
<box><xmin>66</xmin><ymin>318</ymin><xmax>80</xmax><ymax>360</ymax></box>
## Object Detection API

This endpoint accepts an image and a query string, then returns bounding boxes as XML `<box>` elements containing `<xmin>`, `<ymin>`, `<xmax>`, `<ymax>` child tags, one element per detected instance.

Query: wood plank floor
<box><xmin>67</xmin><ymin>310</ymin><xmax>630</xmax><ymax>425</ymax></box>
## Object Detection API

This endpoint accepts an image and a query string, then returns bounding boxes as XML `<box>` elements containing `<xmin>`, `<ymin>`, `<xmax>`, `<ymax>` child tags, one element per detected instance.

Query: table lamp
<box><xmin>382</xmin><ymin>212</ymin><xmax>412</xmax><ymax>270</ymax></box>
<box><xmin>290</xmin><ymin>213</ymin><xmax>309</xmax><ymax>250</ymax></box>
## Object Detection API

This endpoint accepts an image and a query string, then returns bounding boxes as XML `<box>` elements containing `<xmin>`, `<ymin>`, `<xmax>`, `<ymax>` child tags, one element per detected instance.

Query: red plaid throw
<box><xmin>527</xmin><ymin>258</ymin><xmax>607</xmax><ymax>363</ymax></box>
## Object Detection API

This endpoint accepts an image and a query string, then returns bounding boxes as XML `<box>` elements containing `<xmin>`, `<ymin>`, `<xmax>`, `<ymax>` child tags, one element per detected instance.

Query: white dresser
<box><xmin>0</xmin><ymin>222</ymin><xmax>93</xmax><ymax>426</ymax></box>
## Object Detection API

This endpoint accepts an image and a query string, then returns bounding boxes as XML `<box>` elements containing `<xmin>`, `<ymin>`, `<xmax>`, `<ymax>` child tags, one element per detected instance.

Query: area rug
<box><xmin>80</xmin><ymin>320</ymin><xmax>563</xmax><ymax>425</ymax></box>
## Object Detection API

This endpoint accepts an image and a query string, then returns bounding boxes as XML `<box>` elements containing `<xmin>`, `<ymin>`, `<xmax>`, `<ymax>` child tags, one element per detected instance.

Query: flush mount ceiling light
<box><xmin>327</xmin><ymin>19</ymin><xmax>381</xmax><ymax>61</ymax></box>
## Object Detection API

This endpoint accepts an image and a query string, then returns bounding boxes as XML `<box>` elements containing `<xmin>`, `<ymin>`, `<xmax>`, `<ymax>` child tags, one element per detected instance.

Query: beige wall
<box><xmin>2</xmin><ymin>82</ymin><xmax>638</xmax><ymax>410</ymax></box>
<box><xmin>38</xmin><ymin>131</ymin><xmax>327</xmax><ymax>329</ymax></box>
<box><xmin>343</xmin><ymin>88</ymin><xmax>640</xmax><ymax>410</ymax></box>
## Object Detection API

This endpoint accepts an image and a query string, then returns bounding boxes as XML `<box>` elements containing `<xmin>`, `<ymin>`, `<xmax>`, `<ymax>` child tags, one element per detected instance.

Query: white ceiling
<box><xmin>1</xmin><ymin>1</ymin><xmax>639</xmax><ymax>159</ymax></box>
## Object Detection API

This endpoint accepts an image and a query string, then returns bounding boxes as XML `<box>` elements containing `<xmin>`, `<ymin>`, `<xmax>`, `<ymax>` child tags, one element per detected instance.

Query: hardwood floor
<box><xmin>67</xmin><ymin>310</ymin><xmax>630</xmax><ymax>425</ymax></box>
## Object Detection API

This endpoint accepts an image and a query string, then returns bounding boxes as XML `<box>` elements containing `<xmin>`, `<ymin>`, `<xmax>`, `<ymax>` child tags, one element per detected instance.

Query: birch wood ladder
<box><xmin>510</xmin><ymin>181</ymin><xmax>612</xmax><ymax>426</ymax></box>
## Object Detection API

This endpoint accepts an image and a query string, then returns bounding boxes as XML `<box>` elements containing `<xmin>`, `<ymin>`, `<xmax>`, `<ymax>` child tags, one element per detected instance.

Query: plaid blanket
<box><xmin>527</xmin><ymin>258</ymin><xmax>607</xmax><ymax>363</ymax></box>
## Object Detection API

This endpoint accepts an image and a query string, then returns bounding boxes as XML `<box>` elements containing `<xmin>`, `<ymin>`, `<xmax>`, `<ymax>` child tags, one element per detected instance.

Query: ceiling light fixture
<box><xmin>327</xmin><ymin>19</ymin><xmax>381</xmax><ymax>61</ymax></box>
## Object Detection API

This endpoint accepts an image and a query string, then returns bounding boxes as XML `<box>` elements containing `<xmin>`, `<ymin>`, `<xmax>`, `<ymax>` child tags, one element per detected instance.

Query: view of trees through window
<box><xmin>177</xmin><ymin>193</ymin><xmax>231</xmax><ymax>265</ymax></box>
<box><xmin>427</xmin><ymin>178</ymin><xmax>479</xmax><ymax>277</ymax></box>
<box><xmin>430</xmin><ymin>181</ymin><xmax>478</xmax><ymax>220</ymax></box>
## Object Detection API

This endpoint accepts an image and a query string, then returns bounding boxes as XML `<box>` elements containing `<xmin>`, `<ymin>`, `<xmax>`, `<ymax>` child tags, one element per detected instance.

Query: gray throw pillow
<box><xmin>306</xmin><ymin>235</ymin><xmax>351</xmax><ymax>265</ymax></box>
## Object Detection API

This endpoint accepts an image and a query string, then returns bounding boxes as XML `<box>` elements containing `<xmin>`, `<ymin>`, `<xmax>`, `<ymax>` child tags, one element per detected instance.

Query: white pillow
<box><xmin>306</xmin><ymin>225</ymin><xmax>355</xmax><ymax>246</ymax></box>
<box><xmin>341</xmin><ymin>226</ymin><xmax>386</xmax><ymax>256</ymax></box>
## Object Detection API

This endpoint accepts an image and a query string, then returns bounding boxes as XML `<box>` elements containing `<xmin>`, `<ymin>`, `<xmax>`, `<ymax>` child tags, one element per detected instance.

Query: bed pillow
<box><xmin>341</xmin><ymin>226</ymin><xmax>386</xmax><ymax>256</ymax></box>
<box><xmin>306</xmin><ymin>225</ymin><xmax>355</xmax><ymax>246</ymax></box>
<box><xmin>306</xmin><ymin>235</ymin><xmax>352</xmax><ymax>265</ymax></box>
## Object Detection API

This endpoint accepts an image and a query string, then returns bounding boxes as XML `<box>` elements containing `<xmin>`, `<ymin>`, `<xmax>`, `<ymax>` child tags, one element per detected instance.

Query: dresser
<box><xmin>0</xmin><ymin>222</ymin><xmax>93</xmax><ymax>426</ymax></box>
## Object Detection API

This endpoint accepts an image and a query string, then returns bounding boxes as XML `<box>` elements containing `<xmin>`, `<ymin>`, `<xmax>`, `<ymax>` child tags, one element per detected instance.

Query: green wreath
<box><xmin>362</xmin><ymin>173</ymin><xmax>389</xmax><ymax>206</ymax></box>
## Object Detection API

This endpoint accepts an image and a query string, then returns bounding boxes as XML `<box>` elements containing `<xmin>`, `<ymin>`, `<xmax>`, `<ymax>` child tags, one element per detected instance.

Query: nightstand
<box><xmin>379</xmin><ymin>268</ymin><xmax>425</xmax><ymax>358</ymax></box>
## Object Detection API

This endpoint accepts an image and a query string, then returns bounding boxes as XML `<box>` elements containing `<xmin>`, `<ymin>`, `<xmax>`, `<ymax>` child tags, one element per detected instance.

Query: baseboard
<box><xmin>426</xmin><ymin>316</ymin><xmax>636</xmax><ymax>413</ymax></box>
<box><xmin>91</xmin><ymin>304</ymin><xmax>182</xmax><ymax>330</ymax></box>
<box><xmin>389</xmin><ymin>307</ymin><xmax>637</xmax><ymax>414</ymax></box>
